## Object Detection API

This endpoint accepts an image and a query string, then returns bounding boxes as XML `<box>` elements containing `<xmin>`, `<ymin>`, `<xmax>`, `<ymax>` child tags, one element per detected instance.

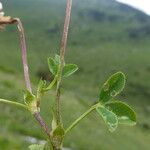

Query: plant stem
<box><xmin>0</xmin><ymin>98</ymin><xmax>27</xmax><ymax>109</ymax></box>
<box><xmin>65</xmin><ymin>103</ymin><xmax>100</xmax><ymax>134</ymax></box>
<box><xmin>55</xmin><ymin>0</ymin><xmax>72</xmax><ymax>124</ymax></box>
<box><xmin>14</xmin><ymin>18</ymin><xmax>32</xmax><ymax>92</ymax></box>
<box><xmin>60</xmin><ymin>0</ymin><xmax>72</xmax><ymax>58</ymax></box>
<box><xmin>13</xmin><ymin>18</ymin><xmax>52</xmax><ymax>139</ymax></box>
<box><xmin>0</xmin><ymin>98</ymin><xmax>51</xmax><ymax>138</ymax></box>
<box><xmin>33</xmin><ymin>112</ymin><xmax>51</xmax><ymax>138</ymax></box>
<box><xmin>0</xmin><ymin>17</ymin><xmax>31</xmax><ymax>92</ymax></box>
<box><xmin>0</xmin><ymin>18</ymin><xmax>52</xmax><ymax>137</ymax></box>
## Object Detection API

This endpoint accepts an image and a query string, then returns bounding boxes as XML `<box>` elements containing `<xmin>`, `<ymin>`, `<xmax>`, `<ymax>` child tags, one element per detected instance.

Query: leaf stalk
<box><xmin>65</xmin><ymin>103</ymin><xmax>100</xmax><ymax>134</ymax></box>
<box><xmin>0</xmin><ymin>98</ymin><xmax>27</xmax><ymax>109</ymax></box>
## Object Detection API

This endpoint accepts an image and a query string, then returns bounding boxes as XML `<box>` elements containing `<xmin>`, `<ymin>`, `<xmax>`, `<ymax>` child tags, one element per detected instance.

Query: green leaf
<box><xmin>29</xmin><ymin>144</ymin><xmax>44</xmax><ymax>150</ymax></box>
<box><xmin>52</xmin><ymin>125</ymin><xmax>65</xmax><ymax>149</ymax></box>
<box><xmin>54</xmin><ymin>54</ymin><xmax>61</xmax><ymax>64</ymax></box>
<box><xmin>99</xmin><ymin>72</ymin><xmax>126</xmax><ymax>103</ymax></box>
<box><xmin>63</xmin><ymin>64</ymin><xmax>78</xmax><ymax>77</ymax></box>
<box><xmin>43</xmin><ymin>141</ymin><xmax>52</xmax><ymax>150</ymax></box>
<box><xmin>37</xmin><ymin>79</ymin><xmax>47</xmax><ymax>96</ymax></box>
<box><xmin>47</xmin><ymin>57</ymin><xmax>58</xmax><ymax>75</ymax></box>
<box><xmin>24</xmin><ymin>91</ymin><xmax>38</xmax><ymax>113</ymax></box>
<box><xmin>24</xmin><ymin>90</ymin><xmax>35</xmax><ymax>106</ymax></box>
<box><xmin>96</xmin><ymin>106</ymin><xmax>118</xmax><ymax>132</ymax></box>
<box><xmin>105</xmin><ymin>101</ymin><xmax>137</xmax><ymax>126</ymax></box>
<box><xmin>53</xmin><ymin>125</ymin><xmax>65</xmax><ymax>137</ymax></box>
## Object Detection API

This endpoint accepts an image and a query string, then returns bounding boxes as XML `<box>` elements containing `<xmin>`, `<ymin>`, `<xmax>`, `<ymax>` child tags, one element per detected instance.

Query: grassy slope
<box><xmin>0</xmin><ymin>0</ymin><xmax>150</xmax><ymax>149</ymax></box>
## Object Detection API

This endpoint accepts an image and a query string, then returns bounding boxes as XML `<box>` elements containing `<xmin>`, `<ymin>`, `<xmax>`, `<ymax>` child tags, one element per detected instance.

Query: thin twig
<box><xmin>14</xmin><ymin>18</ymin><xmax>32</xmax><ymax>92</ymax></box>
<box><xmin>55</xmin><ymin>0</ymin><xmax>72</xmax><ymax>124</ymax></box>
<box><xmin>0</xmin><ymin>17</ymin><xmax>32</xmax><ymax>92</ymax></box>
<box><xmin>60</xmin><ymin>0</ymin><xmax>72</xmax><ymax>59</ymax></box>
<box><xmin>0</xmin><ymin>7</ymin><xmax>53</xmax><ymax>142</ymax></box>
<box><xmin>13</xmin><ymin>18</ymin><xmax>52</xmax><ymax>138</ymax></box>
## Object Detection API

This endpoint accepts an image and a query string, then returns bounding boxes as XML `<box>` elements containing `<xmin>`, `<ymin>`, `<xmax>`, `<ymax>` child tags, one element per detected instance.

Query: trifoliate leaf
<box><xmin>28</xmin><ymin>144</ymin><xmax>44</xmax><ymax>150</ymax></box>
<box><xmin>47</xmin><ymin>57</ymin><xmax>58</xmax><ymax>75</ymax></box>
<box><xmin>99</xmin><ymin>72</ymin><xmax>126</xmax><ymax>103</ymax></box>
<box><xmin>96</xmin><ymin>106</ymin><xmax>118</xmax><ymax>132</ymax></box>
<box><xmin>63</xmin><ymin>64</ymin><xmax>78</xmax><ymax>77</ymax></box>
<box><xmin>105</xmin><ymin>101</ymin><xmax>137</xmax><ymax>126</ymax></box>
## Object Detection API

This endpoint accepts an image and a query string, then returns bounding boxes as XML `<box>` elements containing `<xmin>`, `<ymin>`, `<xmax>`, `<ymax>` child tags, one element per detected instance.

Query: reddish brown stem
<box><xmin>0</xmin><ymin>17</ymin><xmax>32</xmax><ymax>92</ymax></box>
<box><xmin>55</xmin><ymin>0</ymin><xmax>72</xmax><ymax>124</ymax></box>
<box><xmin>14</xmin><ymin>18</ymin><xmax>32</xmax><ymax>92</ymax></box>
<box><xmin>60</xmin><ymin>0</ymin><xmax>72</xmax><ymax>59</ymax></box>
<box><xmin>33</xmin><ymin>112</ymin><xmax>51</xmax><ymax>138</ymax></box>
<box><xmin>14</xmin><ymin>18</ymin><xmax>52</xmax><ymax>138</ymax></box>
<box><xmin>1</xmin><ymin>17</ymin><xmax>52</xmax><ymax>139</ymax></box>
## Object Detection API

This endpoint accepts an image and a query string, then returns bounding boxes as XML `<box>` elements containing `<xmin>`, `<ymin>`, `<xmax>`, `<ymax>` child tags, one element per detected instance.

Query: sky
<box><xmin>116</xmin><ymin>0</ymin><xmax>150</xmax><ymax>15</ymax></box>
<box><xmin>1</xmin><ymin>1</ymin><xmax>150</xmax><ymax>15</ymax></box>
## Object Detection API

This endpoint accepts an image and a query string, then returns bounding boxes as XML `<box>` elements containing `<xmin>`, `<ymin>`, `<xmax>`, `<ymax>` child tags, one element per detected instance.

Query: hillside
<box><xmin>0</xmin><ymin>0</ymin><xmax>150</xmax><ymax>149</ymax></box>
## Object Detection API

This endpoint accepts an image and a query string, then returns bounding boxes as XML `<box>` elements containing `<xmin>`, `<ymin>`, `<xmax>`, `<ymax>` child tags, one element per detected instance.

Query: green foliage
<box><xmin>92</xmin><ymin>72</ymin><xmax>137</xmax><ymax>132</ymax></box>
<box><xmin>99</xmin><ymin>72</ymin><xmax>126</xmax><ymax>103</ymax></box>
<box><xmin>51</xmin><ymin>108</ymin><xmax>57</xmax><ymax>130</ymax></box>
<box><xmin>96</xmin><ymin>106</ymin><xmax>118</xmax><ymax>132</ymax></box>
<box><xmin>24</xmin><ymin>90</ymin><xmax>35</xmax><ymax>106</ymax></box>
<box><xmin>54</xmin><ymin>54</ymin><xmax>61</xmax><ymax>64</ymax></box>
<box><xmin>63</xmin><ymin>64</ymin><xmax>78</xmax><ymax>77</ymax></box>
<box><xmin>43</xmin><ymin>142</ymin><xmax>52</xmax><ymax>150</ymax></box>
<box><xmin>0</xmin><ymin>0</ymin><xmax>139</xmax><ymax>148</ymax></box>
<box><xmin>24</xmin><ymin>90</ymin><xmax>38</xmax><ymax>113</ymax></box>
<box><xmin>52</xmin><ymin>125</ymin><xmax>65</xmax><ymax>149</ymax></box>
<box><xmin>37</xmin><ymin>79</ymin><xmax>47</xmax><ymax>96</ymax></box>
<box><xmin>29</xmin><ymin>142</ymin><xmax>51</xmax><ymax>150</ymax></box>
<box><xmin>48</xmin><ymin>57</ymin><xmax>58</xmax><ymax>75</ymax></box>
<box><xmin>28</xmin><ymin>144</ymin><xmax>44</xmax><ymax>150</ymax></box>
<box><xmin>29</xmin><ymin>142</ymin><xmax>52</xmax><ymax>150</ymax></box>
<box><xmin>48</xmin><ymin>54</ymin><xmax>78</xmax><ymax>78</ymax></box>
<box><xmin>105</xmin><ymin>101</ymin><xmax>136</xmax><ymax>126</ymax></box>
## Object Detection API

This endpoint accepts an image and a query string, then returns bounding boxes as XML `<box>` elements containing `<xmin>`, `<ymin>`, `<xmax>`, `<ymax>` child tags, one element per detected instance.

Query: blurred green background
<box><xmin>0</xmin><ymin>0</ymin><xmax>150</xmax><ymax>149</ymax></box>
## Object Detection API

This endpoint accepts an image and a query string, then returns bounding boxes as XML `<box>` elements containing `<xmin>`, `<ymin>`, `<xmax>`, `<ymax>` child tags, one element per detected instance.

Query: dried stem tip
<box><xmin>0</xmin><ymin>16</ymin><xmax>15</xmax><ymax>24</ymax></box>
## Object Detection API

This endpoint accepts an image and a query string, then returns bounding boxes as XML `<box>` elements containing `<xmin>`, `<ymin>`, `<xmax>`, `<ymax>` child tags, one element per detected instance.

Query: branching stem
<box><xmin>13</xmin><ymin>18</ymin><xmax>52</xmax><ymax>139</ymax></box>
<box><xmin>33</xmin><ymin>112</ymin><xmax>51</xmax><ymax>138</ymax></box>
